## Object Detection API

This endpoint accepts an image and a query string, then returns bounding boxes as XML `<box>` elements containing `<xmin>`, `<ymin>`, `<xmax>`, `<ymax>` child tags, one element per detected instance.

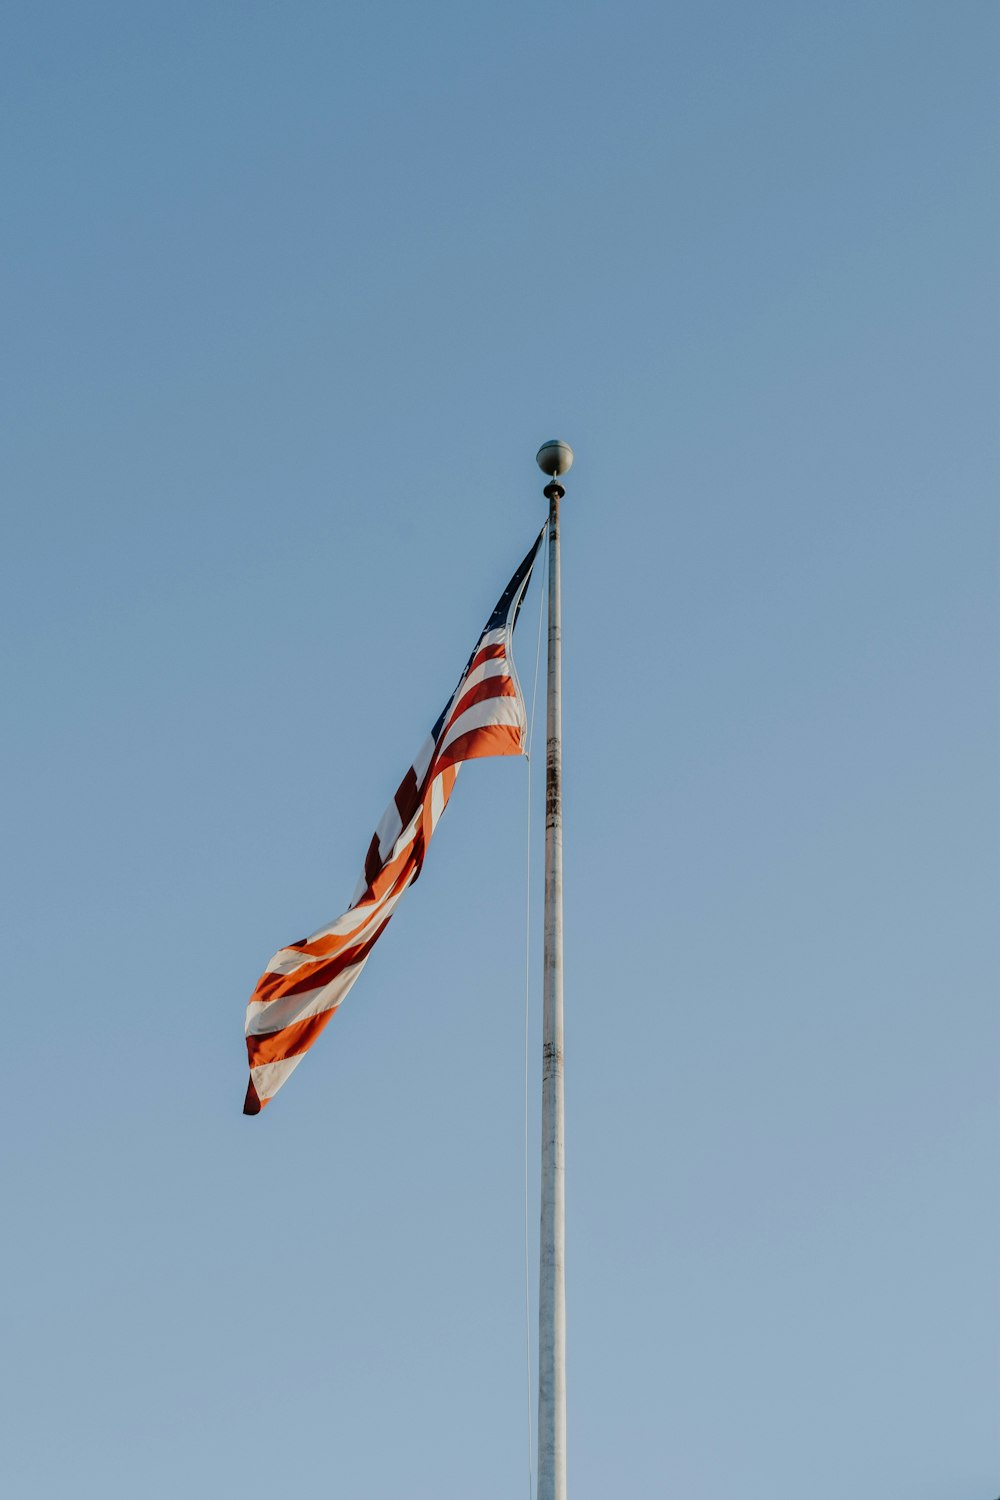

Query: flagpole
<box><xmin>535</xmin><ymin>439</ymin><xmax>573</xmax><ymax>1500</ymax></box>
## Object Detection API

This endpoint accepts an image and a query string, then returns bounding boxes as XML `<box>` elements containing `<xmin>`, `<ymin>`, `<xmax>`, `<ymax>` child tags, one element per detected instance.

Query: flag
<box><xmin>243</xmin><ymin>527</ymin><xmax>545</xmax><ymax>1114</ymax></box>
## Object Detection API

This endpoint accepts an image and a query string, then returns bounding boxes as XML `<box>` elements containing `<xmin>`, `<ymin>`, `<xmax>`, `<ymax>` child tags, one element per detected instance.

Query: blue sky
<box><xmin>3</xmin><ymin>3</ymin><xmax>997</xmax><ymax>1496</ymax></box>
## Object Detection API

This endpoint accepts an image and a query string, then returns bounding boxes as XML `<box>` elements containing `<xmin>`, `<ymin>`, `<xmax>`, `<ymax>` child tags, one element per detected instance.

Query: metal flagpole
<box><xmin>535</xmin><ymin>439</ymin><xmax>573</xmax><ymax>1500</ymax></box>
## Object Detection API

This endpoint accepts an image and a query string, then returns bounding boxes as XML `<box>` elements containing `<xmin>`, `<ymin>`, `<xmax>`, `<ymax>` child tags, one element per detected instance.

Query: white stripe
<box><xmin>440</xmin><ymin>665</ymin><xmax>515</xmax><ymax>741</ymax></box>
<box><xmin>268</xmin><ymin>873</ymin><xmax>414</xmax><ymax>976</ymax></box>
<box><xmin>250</xmin><ymin>1053</ymin><xmax>305</xmax><ymax>1102</ymax></box>
<box><xmin>265</xmin><ymin>920</ymin><xmax>367</xmax><ymax>975</ymax></box>
<box><xmin>246</xmin><ymin>957</ymin><xmax>370</xmax><ymax>1036</ymax></box>
<box><xmin>310</xmin><ymin>897</ymin><xmax>387</xmax><ymax>943</ymax></box>
<box><xmin>429</xmin><ymin>771</ymin><xmax>445</xmax><ymax>832</ymax></box>
<box><xmin>412</xmin><ymin>732</ymin><xmax>435</xmax><ymax>785</ymax></box>
<box><xmin>375</xmin><ymin>802</ymin><xmax>403</xmax><ymax>861</ymax></box>
<box><xmin>436</xmin><ymin>693</ymin><xmax>525</xmax><ymax>758</ymax></box>
<box><xmin>324</xmin><ymin>865</ymin><xmax>413</xmax><ymax>945</ymax></box>
<box><xmin>456</xmin><ymin>656</ymin><xmax>511</xmax><ymax>698</ymax></box>
<box><xmin>475</xmin><ymin>627</ymin><xmax>507</xmax><ymax>652</ymax></box>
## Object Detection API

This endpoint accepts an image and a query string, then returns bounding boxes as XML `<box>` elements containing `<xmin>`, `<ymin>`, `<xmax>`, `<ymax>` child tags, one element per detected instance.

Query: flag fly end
<box><xmin>243</xmin><ymin>1079</ymin><xmax>262</xmax><ymax>1115</ymax></box>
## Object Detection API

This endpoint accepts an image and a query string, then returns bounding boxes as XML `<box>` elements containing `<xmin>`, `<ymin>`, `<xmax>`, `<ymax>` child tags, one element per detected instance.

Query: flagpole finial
<box><xmin>536</xmin><ymin>439</ymin><xmax>574</xmax><ymax>478</ymax></box>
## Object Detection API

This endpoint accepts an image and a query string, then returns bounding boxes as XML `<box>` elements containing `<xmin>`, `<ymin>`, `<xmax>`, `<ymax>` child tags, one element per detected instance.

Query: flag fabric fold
<box><xmin>243</xmin><ymin>527</ymin><xmax>545</xmax><ymax>1115</ymax></box>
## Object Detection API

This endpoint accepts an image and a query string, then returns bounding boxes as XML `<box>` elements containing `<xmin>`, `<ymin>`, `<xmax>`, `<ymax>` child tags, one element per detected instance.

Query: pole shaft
<box><xmin>538</xmin><ymin>482</ymin><xmax>566</xmax><ymax>1500</ymax></box>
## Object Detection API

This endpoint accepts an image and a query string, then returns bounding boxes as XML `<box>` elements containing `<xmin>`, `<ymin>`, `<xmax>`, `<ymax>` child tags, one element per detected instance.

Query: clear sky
<box><xmin>3</xmin><ymin>3</ymin><xmax>997</xmax><ymax>1496</ymax></box>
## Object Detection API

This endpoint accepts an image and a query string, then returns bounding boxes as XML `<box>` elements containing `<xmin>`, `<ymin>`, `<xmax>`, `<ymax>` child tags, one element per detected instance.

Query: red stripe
<box><xmin>433</xmin><ymin>722</ymin><xmax>522</xmax><ymax>772</ymax></box>
<box><xmin>250</xmin><ymin>968</ymin><xmax>294</xmax><ymax>1005</ymax></box>
<box><xmin>288</xmin><ymin>929</ymin><xmax>366</xmax><ymax>961</ymax></box>
<box><xmin>276</xmin><ymin>903</ymin><xmax>382</xmax><ymax>962</ymax></box>
<box><xmin>346</xmin><ymin>825</ymin><xmax>421</xmax><ymax>909</ymax></box>
<box><xmin>448</xmin><ymin>673</ymin><xmax>515</xmax><ymax>725</ymax></box>
<box><xmin>367</xmin><ymin>840</ymin><xmax>419</xmax><ymax>903</ymax></box>
<box><xmin>363</xmin><ymin>832</ymin><xmax>381</xmax><ymax>888</ymax></box>
<box><xmin>468</xmin><ymin>642</ymin><xmax>506</xmax><ymax>673</ymax></box>
<box><xmin>252</xmin><ymin>915</ymin><xmax>397</xmax><ymax>1005</ymax></box>
<box><xmin>247</xmin><ymin>1007</ymin><xmax>338</xmax><ymax>1069</ymax></box>
<box><xmin>394</xmin><ymin>766</ymin><xmax>421</xmax><ymax>829</ymax></box>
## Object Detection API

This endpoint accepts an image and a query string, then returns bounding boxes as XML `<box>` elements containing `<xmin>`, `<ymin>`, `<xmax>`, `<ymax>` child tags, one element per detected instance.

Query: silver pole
<box><xmin>535</xmin><ymin>439</ymin><xmax>572</xmax><ymax>1500</ymax></box>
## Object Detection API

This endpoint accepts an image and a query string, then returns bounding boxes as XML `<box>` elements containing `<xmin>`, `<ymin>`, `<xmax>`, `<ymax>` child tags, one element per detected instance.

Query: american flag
<box><xmin>243</xmin><ymin>527</ymin><xmax>545</xmax><ymax>1114</ymax></box>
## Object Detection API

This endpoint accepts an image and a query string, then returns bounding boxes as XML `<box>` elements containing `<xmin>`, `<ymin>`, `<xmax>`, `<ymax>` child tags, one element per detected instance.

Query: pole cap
<box><xmin>536</xmin><ymin>439</ymin><xmax>574</xmax><ymax>478</ymax></box>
